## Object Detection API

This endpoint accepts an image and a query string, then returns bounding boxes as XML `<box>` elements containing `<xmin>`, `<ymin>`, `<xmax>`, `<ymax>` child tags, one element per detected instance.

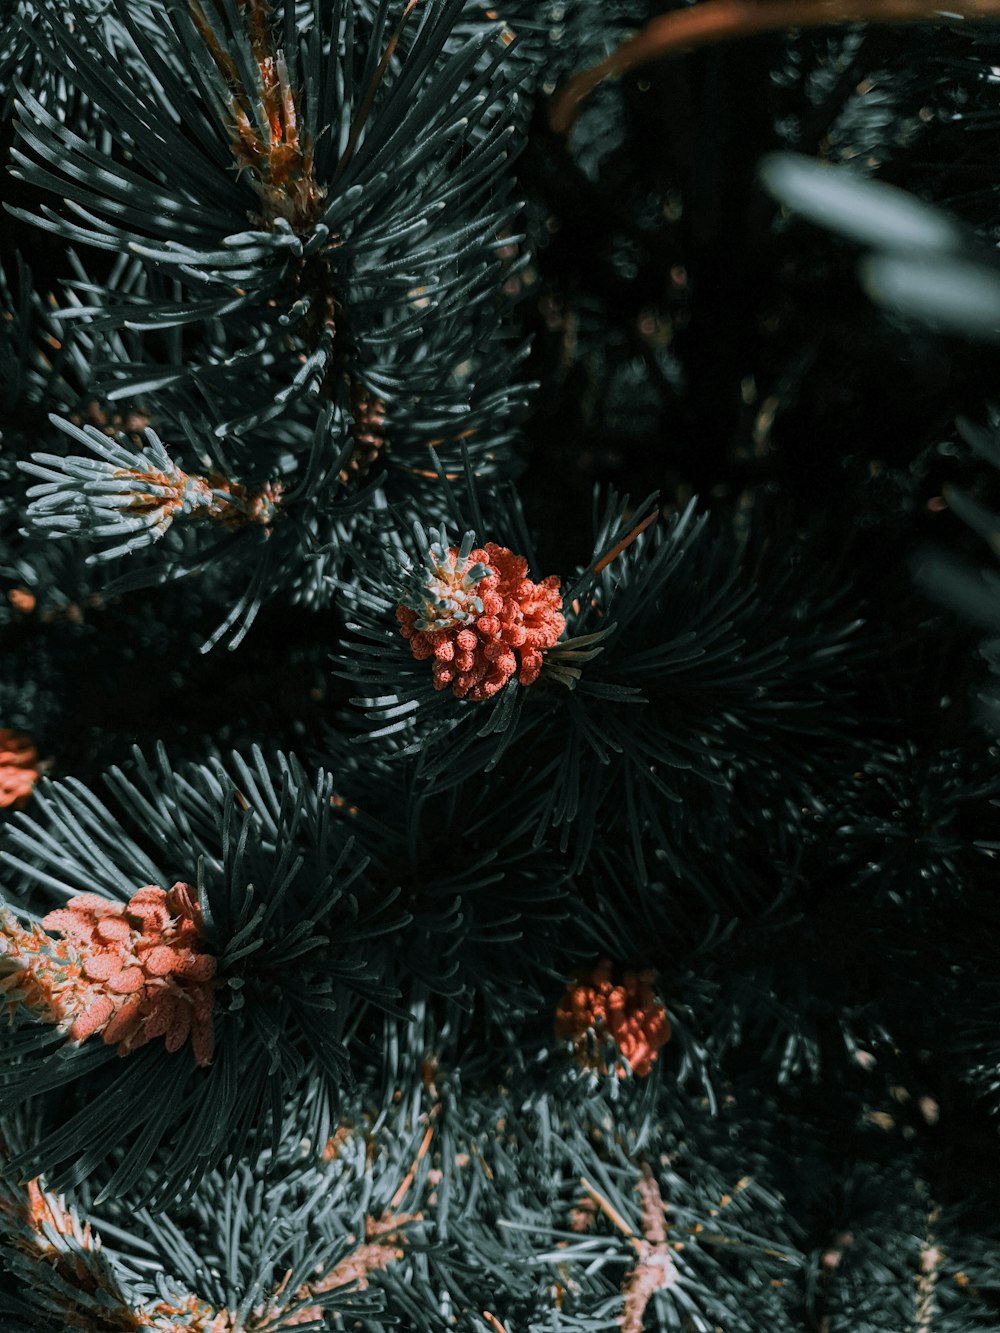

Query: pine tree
<box><xmin>3</xmin><ymin>0</ymin><xmax>1000</xmax><ymax>1330</ymax></box>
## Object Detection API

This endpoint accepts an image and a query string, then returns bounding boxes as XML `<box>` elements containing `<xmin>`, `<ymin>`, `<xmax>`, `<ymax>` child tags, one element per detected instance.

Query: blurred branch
<box><xmin>550</xmin><ymin>0</ymin><xmax>1000</xmax><ymax>133</ymax></box>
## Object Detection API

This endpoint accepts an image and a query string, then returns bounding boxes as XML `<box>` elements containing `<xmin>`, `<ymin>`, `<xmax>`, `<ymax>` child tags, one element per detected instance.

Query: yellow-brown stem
<box><xmin>189</xmin><ymin>0</ymin><xmax>324</xmax><ymax>228</ymax></box>
<box><xmin>579</xmin><ymin>1176</ymin><xmax>642</xmax><ymax>1250</ymax></box>
<box><xmin>334</xmin><ymin>0</ymin><xmax>422</xmax><ymax>181</ymax></box>
<box><xmin>592</xmin><ymin>509</ymin><xmax>660</xmax><ymax>575</ymax></box>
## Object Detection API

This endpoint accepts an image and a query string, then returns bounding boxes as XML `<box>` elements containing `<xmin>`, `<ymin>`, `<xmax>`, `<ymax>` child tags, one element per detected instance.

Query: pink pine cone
<box><xmin>34</xmin><ymin>883</ymin><xmax>217</xmax><ymax>1067</ymax></box>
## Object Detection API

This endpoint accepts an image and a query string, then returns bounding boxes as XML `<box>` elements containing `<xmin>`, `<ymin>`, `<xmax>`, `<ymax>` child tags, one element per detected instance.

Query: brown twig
<box><xmin>916</xmin><ymin>1204</ymin><xmax>942</xmax><ymax>1331</ymax></box>
<box><xmin>549</xmin><ymin>0</ymin><xmax>1000</xmax><ymax>135</ymax></box>
<box><xmin>621</xmin><ymin>1166</ymin><xmax>679</xmax><ymax>1333</ymax></box>
<box><xmin>388</xmin><ymin>1107</ymin><xmax>438</xmax><ymax>1210</ymax></box>
<box><xmin>579</xmin><ymin>1176</ymin><xmax>642</xmax><ymax>1249</ymax></box>
<box><xmin>592</xmin><ymin>509</ymin><xmax>660</xmax><ymax>575</ymax></box>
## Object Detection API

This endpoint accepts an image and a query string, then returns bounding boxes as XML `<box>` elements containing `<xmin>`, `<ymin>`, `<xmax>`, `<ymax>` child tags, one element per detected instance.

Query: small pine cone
<box><xmin>341</xmin><ymin>378</ymin><xmax>388</xmax><ymax>484</ymax></box>
<box><xmin>0</xmin><ymin>730</ymin><xmax>40</xmax><ymax>811</ymax></box>
<box><xmin>555</xmin><ymin>959</ymin><xmax>671</xmax><ymax>1079</ymax></box>
<box><xmin>397</xmin><ymin>534</ymin><xmax>565</xmax><ymax>701</ymax></box>
<box><xmin>1</xmin><ymin>883</ymin><xmax>221</xmax><ymax>1067</ymax></box>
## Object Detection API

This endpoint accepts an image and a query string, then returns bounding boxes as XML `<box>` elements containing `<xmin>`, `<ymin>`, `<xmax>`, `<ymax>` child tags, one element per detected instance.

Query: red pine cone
<box><xmin>0</xmin><ymin>729</ymin><xmax>40</xmax><ymax>810</ymax></box>
<box><xmin>555</xmin><ymin>958</ymin><xmax>672</xmax><ymax>1078</ymax></box>
<box><xmin>397</xmin><ymin>543</ymin><xmax>565</xmax><ymax>701</ymax></box>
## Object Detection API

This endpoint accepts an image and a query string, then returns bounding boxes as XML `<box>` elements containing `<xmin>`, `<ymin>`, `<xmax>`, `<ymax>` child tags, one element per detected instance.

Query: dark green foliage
<box><xmin>4</xmin><ymin>0</ymin><xmax>1000</xmax><ymax>1327</ymax></box>
<box><xmin>814</xmin><ymin>1159</ymin><xmax>1000</xmax><ymax>1333</ymax></box>
<box><xmin>321</xmin><ymin>743</ymin><xmax>578</xmax><ymax>1020</ymax></box>
<box><xmin>822</xmin><ymin>740</ymin><xmax>999</xmax><ymax>906</ymax></box>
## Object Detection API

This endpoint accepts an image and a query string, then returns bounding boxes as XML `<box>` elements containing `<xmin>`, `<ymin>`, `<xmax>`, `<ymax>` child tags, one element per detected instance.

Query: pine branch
<box><xmin>9</xmin><ymin>0</ymin><xmax>527</xmax><ymax>471</ymax></box>
<box><xmin>0</xmin><ymin>746</ymin><xmax>410</xmax><ymax>1203</ymax></box>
